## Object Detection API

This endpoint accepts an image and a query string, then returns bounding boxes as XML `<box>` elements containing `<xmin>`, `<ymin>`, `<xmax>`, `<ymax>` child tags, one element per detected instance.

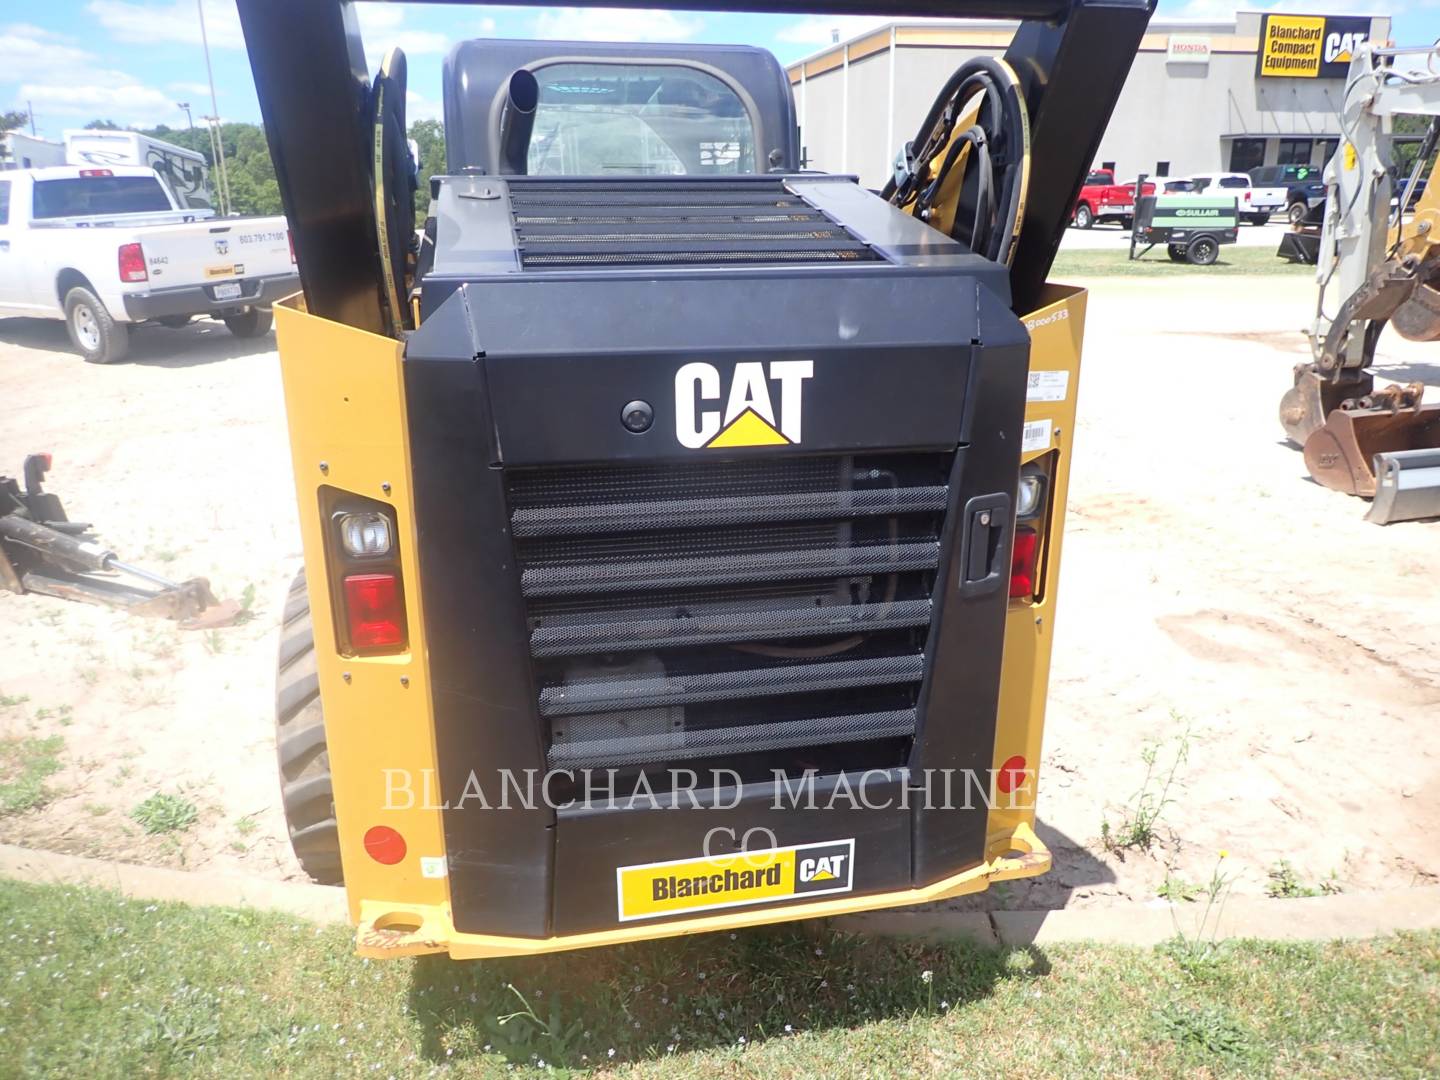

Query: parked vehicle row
<box><xmin>1072</xmin><ymin>162</ymin><xmax>1333</xmax><ymax>229</ymax></box>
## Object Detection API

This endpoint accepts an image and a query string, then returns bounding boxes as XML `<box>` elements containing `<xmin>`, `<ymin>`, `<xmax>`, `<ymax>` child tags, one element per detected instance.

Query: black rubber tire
<box><xmin>1118</xmin><ymin>215</ymin><xmax>1133</xmax><ymax>231</ymax></box>
<box><xmin>1288</xmin><ymin>201</ymin><xmax>1308</xmax><ymax>226</ymax></box>
<box><xmin>276</xmin><ymin>569</ymin><xmax>343</xmax><ymax>885</ymax></box>
<box><xmin>1074</xmin><ymin>204</ymin><xmax>1094</xmax><ymax>229</ymax></box>
<box><xmin>1247</xmin><ymin>213</ymin><xmax>1271</xmax><ymax>226</ymax></box>
<box><xmin>63</xmin><ymin>285</ymin><xmax>129</xmax><ymax>364</ymax></box>
<box><xmin>157</xmin><ymin>315</ymin><xmax>193</xmax><ymax>329</ymax></box>
<box><xmin>224</xmin><ymin>306</ymin><xmax>274</xmax><ymax>338</ymax></box>
<box><xmin>1186</xmin><ymin>236</ymin><xmax>1219</xmax><ymax>266</ymax></box>
<box><xmin>1167</xmin><ymin>244</ymin><xmax>1188</xmax><ymax>262</ymax></box>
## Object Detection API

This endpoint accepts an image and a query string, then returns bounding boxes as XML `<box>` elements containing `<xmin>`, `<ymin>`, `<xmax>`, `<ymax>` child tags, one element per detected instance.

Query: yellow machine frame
<box><xmin>274</xmin><ymin>282</ymin><xmax>1087</xmax><ymax>960</ymax></box>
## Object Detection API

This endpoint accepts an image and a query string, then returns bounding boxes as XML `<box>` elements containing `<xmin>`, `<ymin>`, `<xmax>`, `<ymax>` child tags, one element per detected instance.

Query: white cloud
<box><xmin>1175</xmin><ymin>0</ymin><xmax>1385</xmax><ymax>16</ymax></box>
<box><xmin>532</xmin><ymin>7</ymin><xmax>703</xmax><ymax>43</ymax></box>
<box><xmin>87</xmin><ymin>0</ymin><xmax>243</xmax><ymax>49</ymax></box>
<box><xmin>406</xmin><ymin>89</ymin><xmax>442</xmax><ymax>122</ymax></box>
<box><xmin>2</xmin><ymin>22</ymin><xmax>181</xmax><ymax>129</ymax></box>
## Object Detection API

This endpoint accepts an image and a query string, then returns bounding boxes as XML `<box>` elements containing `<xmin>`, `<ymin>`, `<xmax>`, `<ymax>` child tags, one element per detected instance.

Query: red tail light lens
<box><xmin>1009</xmin><ymin>526</ymin><xmax>1039</xmax><ymax>599</ymax></box>
<box><xmin>118</xmin><ymin>243</ymin><xmax>148</xmax><ymax>283</ymax></box>
<box><xmin>79</xmin><ymin>168</ymin><xmax>113</xmax><ymax>177</ymax></box>
<box><xmin>343</xmin><ymin>572</ymin><xmax>405</xmax><ymax>651</ymax></box>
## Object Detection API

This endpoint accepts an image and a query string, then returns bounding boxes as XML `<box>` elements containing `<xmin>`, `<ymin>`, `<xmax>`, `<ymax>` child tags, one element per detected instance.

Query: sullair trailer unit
<box><xmin>237</xmin><ymin>0</ymin><xmax>1153</xmax><ymax>959</ymax></box>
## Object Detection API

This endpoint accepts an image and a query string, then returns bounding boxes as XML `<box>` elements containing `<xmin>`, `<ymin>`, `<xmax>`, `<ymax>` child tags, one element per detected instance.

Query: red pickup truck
<box><xmin>1072</xmin><ymin>169</ymin><xmax>1153</xmax><ymax>229</ymax></box>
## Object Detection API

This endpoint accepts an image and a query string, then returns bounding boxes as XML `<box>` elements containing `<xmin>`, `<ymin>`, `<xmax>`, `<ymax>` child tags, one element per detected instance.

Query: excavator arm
<box><xmin>1280</xmin><ymin>42</ymin><xmax>1440</xmax><ymax>523</ymax></box>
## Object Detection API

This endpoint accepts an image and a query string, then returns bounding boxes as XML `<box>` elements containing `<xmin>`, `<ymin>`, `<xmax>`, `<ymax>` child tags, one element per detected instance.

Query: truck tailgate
<box><xmin>138</xmin><ymin>217</ymin><xmax>291</xmax><ymax>286</ymax></box>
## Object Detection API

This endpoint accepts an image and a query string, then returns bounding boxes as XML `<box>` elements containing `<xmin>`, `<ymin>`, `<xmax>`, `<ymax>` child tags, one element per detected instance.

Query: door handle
<box><xmin>958</xmin><ymin>492</ymin><xmax>1012</xmax><ymax>598</ymax></box>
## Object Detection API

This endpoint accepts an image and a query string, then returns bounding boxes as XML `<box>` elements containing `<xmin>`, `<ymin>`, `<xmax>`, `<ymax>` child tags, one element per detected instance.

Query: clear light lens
<box><xmin>339</xmin><ymin>512</ymin><xmax>392</xmax><ymax>558</ymax></box>
<box><xmin>1017</xmin><ymin>475</ymin><xmax>1044</xmax><ymax>519</ymax></box>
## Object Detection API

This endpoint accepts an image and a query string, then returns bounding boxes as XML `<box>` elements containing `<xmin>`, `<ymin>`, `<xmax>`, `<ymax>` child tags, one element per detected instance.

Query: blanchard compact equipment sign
<box><xmin>1258</xmin><ymin>14</ymin><xmax>1371</xmax><ymax>79</ymax></box>
<box><xmin>616</xmin><ymin>839</ymin><xmax>855</xmax><ymax>921</ymax></box>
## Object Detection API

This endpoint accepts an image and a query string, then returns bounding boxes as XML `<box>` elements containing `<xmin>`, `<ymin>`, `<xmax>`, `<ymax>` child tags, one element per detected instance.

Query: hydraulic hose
<box><xmin>885</xmin><ymin>56</ymin><xmax>1029</xmax><ymax>266</ymax></box>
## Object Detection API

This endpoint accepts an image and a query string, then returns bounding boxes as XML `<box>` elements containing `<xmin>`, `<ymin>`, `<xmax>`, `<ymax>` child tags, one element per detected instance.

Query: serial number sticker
<box><xmin>1022</xmin><ymin>418</ymin><xmax>1053</xmax><ymax>453</ymax></box>
<box><xmin>1026</xmin><ymin>370</ymin><xmax>1069</xmax><ymax>403</ymax></box>
<box><xmin>419</xmin><ymin>856</ymin><xmax>448</xmax><ymax>879</ymax></box>
<box><xmin>616</xmin><ymin>839</ymin><xmax>854</xmax><ymax>922</ymax></box>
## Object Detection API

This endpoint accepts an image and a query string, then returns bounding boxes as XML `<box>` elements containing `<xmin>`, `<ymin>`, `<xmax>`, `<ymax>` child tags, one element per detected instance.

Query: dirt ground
<box><xmin>1</xmin><ymin>274</ymin><xmax>1437</xmax><ymax>909</ymax></box>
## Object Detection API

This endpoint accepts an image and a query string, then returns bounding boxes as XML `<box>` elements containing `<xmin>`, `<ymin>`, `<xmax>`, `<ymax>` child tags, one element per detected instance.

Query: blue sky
<box><xmin>2</xmin><ymin>2</ymin><xmax>1434</xmax><ymax>138</ymax></box>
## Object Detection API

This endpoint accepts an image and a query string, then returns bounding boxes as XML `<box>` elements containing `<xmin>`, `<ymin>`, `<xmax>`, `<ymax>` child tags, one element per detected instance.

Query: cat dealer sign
<box><xmin>1257</xmin><ymin>13</ymin><xmax>1372</xmax><ymax>79</ymax></box>
<box><xmin>1166</xmin><ymin>34</ymin><xmax>1211</xmax><ymax>66</ymax></box>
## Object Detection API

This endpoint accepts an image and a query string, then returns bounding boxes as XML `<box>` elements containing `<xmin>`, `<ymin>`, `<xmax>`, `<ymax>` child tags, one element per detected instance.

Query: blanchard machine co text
<box><xmin>381</xmin><ymin>767</ymin><xmax>1036</xmax><ymax>813</ymax></box>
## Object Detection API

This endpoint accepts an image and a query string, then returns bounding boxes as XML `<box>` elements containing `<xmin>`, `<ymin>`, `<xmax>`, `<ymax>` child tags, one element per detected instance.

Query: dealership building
<box><xmin>787</xmin><ymin>11</ymin><xmax>1391</xmax><ymax>188</ymax></box>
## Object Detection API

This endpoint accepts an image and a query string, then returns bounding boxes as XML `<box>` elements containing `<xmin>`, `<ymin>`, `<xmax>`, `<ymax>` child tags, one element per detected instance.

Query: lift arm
<box><xmin>236</xmin><ymin>0</ymin><xmax>1153</xmax><ymax>323</ymax></box>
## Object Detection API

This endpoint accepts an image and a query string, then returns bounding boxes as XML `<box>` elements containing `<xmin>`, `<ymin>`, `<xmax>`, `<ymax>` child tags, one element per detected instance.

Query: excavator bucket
<box><xmin>1303</xmin><ymin>394</ymin><xmax>1440</xmax><ymax>512</ymax></box>
<box><xmin>1367</xmin><ymin>448</ymin><xmax>1440</xmax><ymax>523</ymax></box>
<box><xmin>1279</xmin><ymin>366</ymin><xmax>1372</xmax><ymax>446</ymax></box>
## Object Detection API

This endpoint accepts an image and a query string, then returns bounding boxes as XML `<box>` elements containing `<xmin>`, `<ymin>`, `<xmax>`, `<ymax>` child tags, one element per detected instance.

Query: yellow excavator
<box><xmin>1281</xmin><ymin>41</ymin><xmax>1440</xmax><ymax>524</ymax></box>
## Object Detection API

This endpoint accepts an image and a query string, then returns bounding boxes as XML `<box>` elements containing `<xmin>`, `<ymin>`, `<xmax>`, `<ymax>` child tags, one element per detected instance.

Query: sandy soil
<box><xmin>1</xmin><ymin>275</ymin><xmax>1437</xmax><ymax>908</ymax></box>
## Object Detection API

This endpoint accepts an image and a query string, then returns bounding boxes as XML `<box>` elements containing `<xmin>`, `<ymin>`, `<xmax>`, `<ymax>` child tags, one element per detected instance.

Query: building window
<box><xmin>1155</xmin><ymin>161</ymin><xmax>1170</xmax><ymax>177</ymax></box>
<box><xmin>1228</xmin><ymin>138</ymin><xmax>1265</xmax><ymax>173</ymax></box>
<box><xmin>1278</xmin><ymin>138</ymin><xmax>1312</xmax><ymax>165</ymax></box>
<box><xmin>1315</xmin><ymin>139</ymin><xmax>1339</xmax><ymax>166</ymax></box>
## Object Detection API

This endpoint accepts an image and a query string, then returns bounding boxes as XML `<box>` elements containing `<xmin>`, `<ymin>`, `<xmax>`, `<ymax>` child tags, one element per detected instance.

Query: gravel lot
<box><xmin>1</xmin><ymin>272</ymin><xmax>1437</xmax><ymax>907</ymax></box>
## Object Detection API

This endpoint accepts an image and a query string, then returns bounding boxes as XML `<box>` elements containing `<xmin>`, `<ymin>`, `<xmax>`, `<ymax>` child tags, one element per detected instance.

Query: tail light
<box><xmin>79</xmin><ymin>168</ymin><xmax>112</xmax><ymax>177</ymax></box>
<box><xmin>1244</xmin><ymin>190</ymin><xmax>1252</xmax><ymax>202</ymax></box>
<box><xmin>118</xmin><ymin>243</ymin><xmax>148</xmax><ymax>283</ymax></box>
<box><xmin>1009</xmin><ymin>527</ymin><xmax>1039</xmax><ymax>599</ymax></box>
<box><xmin>342</xmin><ymin>572</ymin><xmax>406</xmax><ymax>651</ymax></box>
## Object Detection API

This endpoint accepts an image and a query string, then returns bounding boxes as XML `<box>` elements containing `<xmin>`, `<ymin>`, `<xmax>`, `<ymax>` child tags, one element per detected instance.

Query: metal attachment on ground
<box><xmin>1</xmin><ymin>455</ymin><xmax>224</xmax><ymax>621</ymax></box>
<box><xmin>1366</xmin><ymin>447</ymin><xmax>1440</xmax><ymax>523</ymax></box>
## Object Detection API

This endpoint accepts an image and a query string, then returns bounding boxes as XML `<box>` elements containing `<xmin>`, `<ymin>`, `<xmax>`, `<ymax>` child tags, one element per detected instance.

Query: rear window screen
<box><xmin>528</xmin><ymin>63</ymin><xmax>757</xmax><ymax>176</ymax></box>
<box><xmin>32</xmin><ymin>176</ymin><xmax>172</xmax><ymax>219</ymax></box>
<box><xmin>1219</xmin><ymin>177</ymin><xmax>1249</xmax><ymax>189</ymax></box>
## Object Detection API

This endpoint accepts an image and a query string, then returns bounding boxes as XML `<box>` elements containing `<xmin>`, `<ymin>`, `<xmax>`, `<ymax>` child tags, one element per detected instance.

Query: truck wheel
<box><xmin>276</xmin><ymin>568</ymin><xmax>343</xmax><ymax>885</ymax></box>
<box><xmin>1167</xmin><ymin>244</ymin><xmax>1188</xmax><ymax>262</ymax></box>
<box><xmin>157</xmin><ymin>315</ymin><xmax>193</xmax><ymax>329</ymax></box>
<box><xmin>224</xmin><ymin>306</ymin><xmax>275</xmax><ymax>339</ymax></box>
<box><xmin>1186</xmin><ymin>236</ymin><xmax>1219</xmax><ymax>266</ymax></box>
<box><xmin>1247</xmin><ymin>213</ymin><xmax>1271</xmax><ymax>226</ymax></box>
<box><xmin>63</xmin><ymin>286</ymin><xmax>129</xmax><ymax>364</ymax></box>
<box><xmin>1288</xmin><ymin>202</ymin><xmax>1308</xmax><ymax>226</ymax></box>
<box><xmin>1118</xmin><ymin>215</ymin><xmax>1133</xmax><ymax>230</ymax></box>
<box><xmin>1074</xmin><ymin>204</ymin><xmax>1094</xmax><ymax>229</ymax></box>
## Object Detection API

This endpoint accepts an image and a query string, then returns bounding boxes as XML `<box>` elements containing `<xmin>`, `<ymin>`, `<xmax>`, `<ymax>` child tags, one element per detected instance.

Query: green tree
<box><xmin>1</xmin><ymin>108</ymin><xmax>29</xmax><ymax>132</ymax></box>
<box><xmin>408</xmin><ymin>117</ymin><xmax>445</xmax><ymax>216</ymax></box>
<box><xmin>83</xmin><ymin>119</ymin><xmax>121</xmax><ymax>130</ymax></box>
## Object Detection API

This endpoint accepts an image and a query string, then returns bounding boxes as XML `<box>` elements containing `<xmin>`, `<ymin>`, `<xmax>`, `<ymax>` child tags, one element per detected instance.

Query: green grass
<box><xmin>0</xmin><ymin>735</ymin><xmax>64</xmax><ymax>814</ymax></box>
<box><xmin>0</xmin><ymin>879</ymin><xmax>1437</xmax><ymax>1078</ymax></box>
<box><xmin>130</xmin><ymin>793</ymin><xmax>199</xmax><ymax>835</ymax></box>
<box><xmin>1052</xmin><ymin>245</ymin><xmax>1313</xmax><ymax>277</ymax></box>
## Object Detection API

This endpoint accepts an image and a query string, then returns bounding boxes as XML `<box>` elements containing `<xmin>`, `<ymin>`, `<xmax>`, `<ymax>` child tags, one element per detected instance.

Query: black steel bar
<box><xmin>1003</xmin><ymin>0</ymin><xmax>1155</xmax><ymax>310</ymax></box>
<box><xmin>236</xmin><ymin>0</ymin><xmax>387</xmax><ymax>334</ymax></box>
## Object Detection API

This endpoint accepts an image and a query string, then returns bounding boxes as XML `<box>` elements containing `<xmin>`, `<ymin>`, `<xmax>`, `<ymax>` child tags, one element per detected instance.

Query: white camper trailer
<box><xmin>1</xmin><ymin>131</ymin><xmax>65</xmax><ymax>170</ymax></box>
<box><xmin>64</xmin><ymin>129</ymin><xmax>212</xmax><ymax>210</ymax></box>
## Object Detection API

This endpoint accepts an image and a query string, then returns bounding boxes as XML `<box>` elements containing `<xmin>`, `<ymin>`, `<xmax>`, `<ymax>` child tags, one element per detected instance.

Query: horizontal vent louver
<box><xmin>506</xmin><ymin>453</ymin><xmax>953</xmax><ymax>772</ymax></box>
<box><xmin>507</xmin><ymin>178</ymin><xmax>881</xmax><ymax>270</ymax></box>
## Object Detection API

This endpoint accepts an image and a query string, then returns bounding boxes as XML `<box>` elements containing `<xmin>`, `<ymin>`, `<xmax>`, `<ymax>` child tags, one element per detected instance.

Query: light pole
<box><xmin>176</xmin><ymin>102</ymin><xmax>194</xmax><ymax>130</ymax></box>
<box><xmin>196</xmin><ymin>0</ymin><xmax>231</xmax><ymax>215</ymax></box>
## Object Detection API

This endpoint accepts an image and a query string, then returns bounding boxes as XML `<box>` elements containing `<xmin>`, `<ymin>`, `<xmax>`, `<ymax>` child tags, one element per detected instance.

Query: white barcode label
<box><xmin>1026</xmin><ymin>370</ymin><xmax>1069</xmax><ymax>403</ymax></box>
<box><xmin>1021</xmin><ymin>419</ymin><xmax>1052</xmax><ymax>453</ymax></box>
<box><xmin>420</xmin><ymin>856</ymin><xmax>448</xmax><ymax>879</ymax></box>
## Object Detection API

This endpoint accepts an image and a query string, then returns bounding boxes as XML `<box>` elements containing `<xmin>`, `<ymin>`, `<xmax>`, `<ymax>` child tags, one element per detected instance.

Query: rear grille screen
<box><xmin>508</xmin><ymin>179</ymin><xmax>881</xmax><ymax>270</ymax></box>
<box><xmin>505</xmin><ymin>453</ymin><xmax>953</xmax><ymax>772</ymax></box>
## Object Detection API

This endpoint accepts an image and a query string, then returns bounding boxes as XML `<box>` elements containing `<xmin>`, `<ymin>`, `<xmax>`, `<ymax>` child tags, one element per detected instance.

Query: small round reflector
<box><xmin>364</xmin><ymin>825</ymin><xmax>407</xmax><ymax>865</ymax></box>
<box><xmin>997</xmin><ymin>755</ymin><xmax>1028</xmax><ymax>794</ymax></box>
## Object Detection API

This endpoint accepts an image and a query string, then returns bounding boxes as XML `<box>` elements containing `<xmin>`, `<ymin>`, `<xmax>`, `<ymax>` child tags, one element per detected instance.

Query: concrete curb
<box><xmin>3</xmin><ymin>843</ymin><xmax>1437</xmax><ymax>948</ymax></box>
<box><xmin>0</xmin><ymin>843</ymin><xmax>348</xmax><ymax>924</ymax></box>
<box><xmin>834</xmin><ymin>885</ymin><xmax>1440</xmax><ymax>947</ymax></box>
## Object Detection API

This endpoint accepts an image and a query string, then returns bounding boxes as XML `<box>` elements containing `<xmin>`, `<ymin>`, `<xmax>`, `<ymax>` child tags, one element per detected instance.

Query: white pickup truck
<box><xmin>1184</xmin><ymin>171</ymin><xmax>1286</xmax><ymax>225</ymax></box>
<box><xmin>0</xmin><ymin>165</ymin><xmax>298</xmax><ymax>363</ymax></box>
